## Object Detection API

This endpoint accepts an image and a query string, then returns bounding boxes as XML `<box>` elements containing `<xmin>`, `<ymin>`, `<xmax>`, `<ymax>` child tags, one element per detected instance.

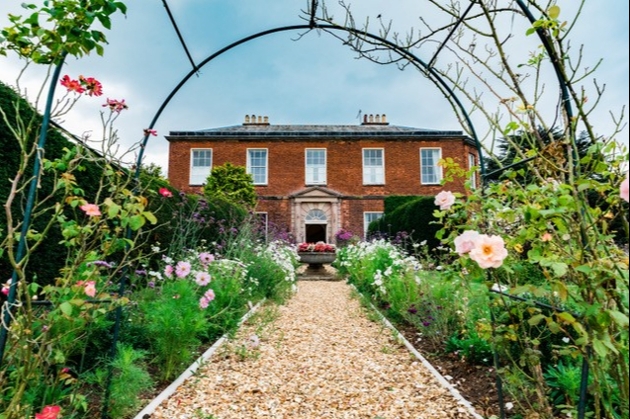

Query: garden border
<box><xmin>349</xmin><ymin>284</ymin><xmax>484</xmax><ymax>419</ymax></box>
<box><xmin>132</xmin><ymin>298</ymin><xmax>266</xmax><ymax>419</ymax></box>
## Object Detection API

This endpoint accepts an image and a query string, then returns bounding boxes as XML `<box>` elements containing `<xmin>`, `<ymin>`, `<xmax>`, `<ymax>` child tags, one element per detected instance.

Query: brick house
<box><xmin>166</xmin><ymin>114</ymin><xmax>478</xmax><ymax>243</ymax></box>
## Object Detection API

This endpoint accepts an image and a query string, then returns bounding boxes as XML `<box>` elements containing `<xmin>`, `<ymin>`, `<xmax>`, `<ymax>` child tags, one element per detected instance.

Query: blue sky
<box><xmin>1</xmin><ymin>1</ymin><xmax>628</xmax><ymax>176</ymax></box>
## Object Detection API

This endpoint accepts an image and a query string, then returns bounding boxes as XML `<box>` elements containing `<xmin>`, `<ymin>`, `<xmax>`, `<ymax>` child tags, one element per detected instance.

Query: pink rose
<box><xmin>80</xmin><ymin>203</ymin><xmax>101</xmax><ymax>217</ymax></box>
<box><xmin>469</xmin><ymin>234</ymin><xmax>509</xmax><ymax>269</ymax></box>
<box><xmin>35</xmin><ymin>405</ymin><xmax>61</xmax><ymax>419</ymax></box>
<box><xmin>159</xmin><ymin>187</ymin><xmax>173</xmax><ymax>198</ymax></box>
<box><xmin>83</xmin><ymin>281</ymin><xmax>97</xmax><ymax>297</ymax></box>
<box><xmin>454</xmin><ymin>230</ymin><xmax>481</xmax><ymax>255</ymax></box>
<box><xmin>620</xmin><ymin>173</ymin><xmax>629</xmax><ymax>203</ymax></box>
<box><xmin>434</xmin><ymin>190</ymin><xmax>456</xmax><ymax>210</ymax></box>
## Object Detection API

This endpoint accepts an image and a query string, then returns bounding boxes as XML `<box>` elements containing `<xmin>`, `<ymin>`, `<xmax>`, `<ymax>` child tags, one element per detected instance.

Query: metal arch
<box><xmin>133</xmin><ymin>23</ymin><xmax>485</xmax><ymax>182</ymax></box>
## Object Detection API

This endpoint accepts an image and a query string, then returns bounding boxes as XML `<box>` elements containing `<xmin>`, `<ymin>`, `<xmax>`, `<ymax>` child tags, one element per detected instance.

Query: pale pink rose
<box><xmin>80</xmin><ymin>203</ymin><xmax>101</xmax><ymax>217</ymax></box>
<box><xmin>434</xmin><ymin>190</ymin><xmax>456</xmax><ymax>210</ymax></box>
<box><xmin>175</xmin><ymin>261</ymin><xmax>191</xmax><ymax>278</ymax></box>
<box><xmin>469</xmin><ymin>234</ymin><xmax>509</xmax><ymax>269</ymax></box>
<box><xmin>454</xmin><ymin>230</ymin><xmax>481</xmax><ymax>255</ymax></box>
<box><xmin>621</xmin><ymin>174</ymin><xmax>629</xmax><ymax>203</ymax></box>
<box><xmin>76</xmin><ymin>280</ymin><xmax>96</xmax><ymax>297</ymax></box>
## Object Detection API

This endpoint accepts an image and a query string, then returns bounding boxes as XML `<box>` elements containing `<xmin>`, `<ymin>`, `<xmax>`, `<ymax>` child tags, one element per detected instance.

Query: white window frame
<box><xmin>189</xmin><ymin>148</ymin><xmax>212</xmax><ymax>185</ymax></box>
<box><xmin>362</xmin><ymin>148</ymin><xmax>385</xmax><ymax>185</ymax></box>
<box><xmin>364</xmin><ymin>211</ymin><xmax>384</xmax><ymax>237</ymax></box>
<box><xmin>305</xmin><ymin>148</ymin><xmax>327</xmax><ymax>185</ymax></box>
<box><xmin>247</xmin><ymin>148</ymin><xmax>268</xmax><ymax>185</ymax></box>
<box><xmin>468</xmin><ymin>153</ymin><xmax>477</xmax><ymax>189</ymax></box>
<box><xmin>420</xmin><ymin>148</ymin><xmax>443</xmax><ymax>185</ymax></box>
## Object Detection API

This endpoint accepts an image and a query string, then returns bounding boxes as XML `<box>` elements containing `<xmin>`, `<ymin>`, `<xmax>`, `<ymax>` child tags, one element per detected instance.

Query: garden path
<box><xmin>149</xmin><ymin>280</ymin><xmax>477</xmax><ymax>419</ymax></box>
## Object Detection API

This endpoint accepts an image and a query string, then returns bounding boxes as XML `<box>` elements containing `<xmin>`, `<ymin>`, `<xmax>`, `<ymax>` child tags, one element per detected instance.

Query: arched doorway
<box><xmin>305</xmin><ymin>208</ymin><xmax>327</xmax><ymax>243</ymax></box>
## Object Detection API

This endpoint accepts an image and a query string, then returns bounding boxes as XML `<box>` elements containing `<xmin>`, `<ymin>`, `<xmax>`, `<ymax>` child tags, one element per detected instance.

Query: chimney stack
<box><xmin>361</xmin><ymin>113</ymin><xmax>389</xmax><ymax>125</ymax></box>
<box><xmin>243</xmin><ymin>114</ymin><xmax>270</xmax><ymax>125</ymax></box>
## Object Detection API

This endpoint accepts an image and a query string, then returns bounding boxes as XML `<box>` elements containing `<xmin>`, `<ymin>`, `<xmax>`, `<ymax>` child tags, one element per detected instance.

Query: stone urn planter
<box><xmin>298</xmin><ymin>251</ymin><xmax>336</xmax><ymax>278</ymax></box>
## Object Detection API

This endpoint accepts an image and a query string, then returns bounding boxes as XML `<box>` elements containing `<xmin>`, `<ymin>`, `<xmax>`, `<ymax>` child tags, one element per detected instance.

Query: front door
<box><xmin>305</xmin><ymin>224</ymin><xmax>326</xmax><ymax>243</ymax></box>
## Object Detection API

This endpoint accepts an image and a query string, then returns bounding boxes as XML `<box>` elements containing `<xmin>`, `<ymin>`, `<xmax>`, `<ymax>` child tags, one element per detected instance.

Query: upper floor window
<box><xmin>363</xmin><ymin>148</ymin><xmax>384</xmax><ymax>185</ymax></box>
<box><xmin>189</xmin><ymin>149</ymin><xmax>212</xmax><ymax>185</ymax></box>
<box><xmin>247</xmin><ymin>149</ymin><xmax>268</xmax><ymax>185</ymax></box>
<box><xmin>420</xmin><ymin>148</ymin><xmax>442</xmax><ymax>185</ymax></box>
<box><xmin>305</xmin><ymin>149</ymin><xmax>327</xmax><ymax>185</ymax></box>
<box><xmin>468</xmin><ymin>153</ymin><xmax>477</xmax><ymax>189</ymax></box>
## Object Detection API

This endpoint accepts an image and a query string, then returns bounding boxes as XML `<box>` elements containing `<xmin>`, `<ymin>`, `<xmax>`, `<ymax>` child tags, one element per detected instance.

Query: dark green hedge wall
<box><xmin>369</xmin><ymin>196</ymin><xmax>442</xmax><ymax>252</ymax></box>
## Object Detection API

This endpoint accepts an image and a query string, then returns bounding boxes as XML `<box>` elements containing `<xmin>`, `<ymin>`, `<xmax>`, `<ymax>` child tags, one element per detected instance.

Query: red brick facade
<box><xmin>167</xmin><ymin>117</ymin><xmax>478</xmax><ymax>242</ymax></box>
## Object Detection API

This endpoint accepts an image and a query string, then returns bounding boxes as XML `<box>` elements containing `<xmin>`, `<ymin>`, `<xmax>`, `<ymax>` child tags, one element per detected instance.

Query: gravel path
<box><xmin>149</xmin><ymin>280</ymin><xmax>476</xmax><ymax>418</ymax></box>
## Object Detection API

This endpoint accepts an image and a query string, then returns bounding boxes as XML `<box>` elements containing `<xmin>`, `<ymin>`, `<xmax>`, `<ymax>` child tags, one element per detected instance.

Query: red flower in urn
<box><xmin>298</xmin><ymin>242</ymin><xmax>336</xmax><ymax>253</ymax></box>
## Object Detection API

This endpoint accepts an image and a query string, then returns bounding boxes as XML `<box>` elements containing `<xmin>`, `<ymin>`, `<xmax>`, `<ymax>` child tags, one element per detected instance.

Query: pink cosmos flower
<box><xmin>35</xmin><ymin>405</ymin><xmax>61</xmax><ymax>419</ymax></box>
<box><xmin>199</xmin><ymin>288</ymin><xmax>216</xmax><ymax>309</ymax></box>
<box><xmin>80</xmin><ymin>203</ymin><xmax>101</xmax><ymax>217</ymax></box>
<box><xmin>159</xmin><ymin>187</ymin><xmax>173</xmax><ymax>198</ymax></box>
<box><xmin>469</xmin><ymin>234</ymin><xmax>509</xmax><ymax>269</ymax></box>
<box><xmin>144</xmin><ymin>128</ymin><xmax>158</xmax><ymax>136</ymax></box>
<box><xmin>434</xmin><ymin>190</ymin><xmax>456</xmax><ymax>210</ymax></box>
<box><xmin>195</xmin><ymin>271</ymin><xmax>211</xmax><ymax>286</ymax></box>
<box><xmin>175</xmin><ymin>261</ymin><xmax>192</xmax><ymax>278</ymax></box>
<box><xmin>102</xmin><ymin>98</ymin><xmax>128</xmax><ymax>113</ymax></box>
<box><xmin>164</xmin><ymin>264</ymin><xmax>174</xmax><ymax>279</ymax></box>
<box><xmin>621</xmin><ymin>173</ymin><xmax>629</xmax><ymax>203</ymax></box>
<box><xmin>454</xmin><ymin>230</ymin><xmax>481</xmax><ymax>255</ymax></box>
<box><xmin>199</xmin><ymin>252</ymin><xmax>214</xmax><ymax>266</ymax></box>
<box><xmin>60</xmin><ymin>75</ymin><xmax>84</xmax><ymax>94</ymax></box>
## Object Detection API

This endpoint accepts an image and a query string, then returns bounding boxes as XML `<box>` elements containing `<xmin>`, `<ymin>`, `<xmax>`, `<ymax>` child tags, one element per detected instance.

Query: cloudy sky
<box><xmin>1</xmin><ymin>1</ymin><xmax>628</xmax><ymax>176</ymax></box>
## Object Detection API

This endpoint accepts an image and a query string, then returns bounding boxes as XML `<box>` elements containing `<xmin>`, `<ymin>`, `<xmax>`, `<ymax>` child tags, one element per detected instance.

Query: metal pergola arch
<box><xmin>132</xmin><ymin>23</ymin><xmax>486</xmax><ymax>183</ymax></box>
<box><xmin>1</xmin><ymin>2</ymin><xmax>585</xmax><ymax>418</ymax></box>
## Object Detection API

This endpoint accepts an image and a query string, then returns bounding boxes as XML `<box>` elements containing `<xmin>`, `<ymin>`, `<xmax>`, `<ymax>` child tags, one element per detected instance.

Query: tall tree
<box><xmin>202</xmin><ymin>162</ymin><xmax>257</xmax><ymax>210</ymax></box>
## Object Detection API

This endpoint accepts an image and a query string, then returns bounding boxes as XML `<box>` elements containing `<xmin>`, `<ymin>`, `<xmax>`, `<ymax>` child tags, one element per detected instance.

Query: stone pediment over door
<box><xmin>289</xmin><ymin>186</ymin><xmax>343</xmax><ymax>200</ymax></box>
<box><xmin>290</xmin><ymin>187</ymin><xmax>342</xmax><ymax>243</ymax></box>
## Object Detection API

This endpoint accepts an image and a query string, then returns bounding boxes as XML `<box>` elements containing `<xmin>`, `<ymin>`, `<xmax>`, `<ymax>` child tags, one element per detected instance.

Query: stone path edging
<box><xmin>132</xmin><ymin>299</ymin><xmax>265</xmax><ymax>419</ymax></box>
<box><xmin>350</xmin><ymin>284</ymin><xmax>485</xmax><ymax>419</ymax></box>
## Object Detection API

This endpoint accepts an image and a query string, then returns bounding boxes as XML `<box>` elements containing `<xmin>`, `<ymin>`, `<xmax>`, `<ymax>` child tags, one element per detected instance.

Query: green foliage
<box><xmin>383</xmin><ymin>195</ymin><xmax>420</xmax><ymax>213</ymax></box>
<box><xmin>0</xmin><ymin>1</ymin><xmax>127</xmax><ymax>63</ymax></box>
<box><xmin>202</xmin><ymin>162</ymin><xmax>257</xmax><ymax>210</ymax></box>
<box><xmin>370</xmin><ymin>196</ymin><xmax>442</xmax><ymax>252</ymax></box>
<box><xmin>139</xmin><ymin>280</ymin><xmax>209</xmax><ymax>382</ymax></box>
<box><xmin>86</xmin><ymin>344</ymin><xmax>153</xmax><ymax>418</ymax></box>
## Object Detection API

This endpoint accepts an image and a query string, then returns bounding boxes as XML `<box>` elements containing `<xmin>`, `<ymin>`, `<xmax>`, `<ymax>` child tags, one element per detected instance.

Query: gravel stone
<box><xmin>150</xmin><ymin>280</ymin><xmax>477</xmax><ymax>418</ymax></box>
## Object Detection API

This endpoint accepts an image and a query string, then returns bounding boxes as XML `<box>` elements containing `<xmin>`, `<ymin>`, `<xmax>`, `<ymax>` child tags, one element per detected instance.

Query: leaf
<box><xmin>59</xmin><ymin>301</ymin><xmax>73</xmax><ymax>316</ymax></box>
<box><xmin>548</xmin><ymin>5</ymin><xmax>560</xmax><ymax>19</ymax></box>
<box><xmin>548</xmin><ymin>321</ymin><xmax>561</xmax><ymax>333</ymax></box>
<box><xmin>142</xmin><ymin>211</ymin><xmax>157</xmax><ymax>225</ymax></box>
<box><xmin>592</xmin><ymin>339</ymin><xmax>608</xmax><ymax>358</ymax></box>
<box><xmin>129</xmin><ymin>215</ymin><xmax>145</xmax><ymax>231</ymax></box>
<box><xmin>528</xmin><ymin>314</ymin><xmax>546</xmax><ymax>326</ymax></box>
<box><xmin>606</xmin><ymin>310</ymin><xmax>629</xmax><ymax>328</ymax></box>
<box><xmin>556</xmin><ymin>311</ymin><xmax>576</xmax><ymax>324</ymax></box>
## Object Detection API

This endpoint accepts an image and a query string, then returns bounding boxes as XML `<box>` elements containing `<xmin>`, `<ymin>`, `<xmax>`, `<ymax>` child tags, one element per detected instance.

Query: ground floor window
<box><xmin>363</xmin><ymin>212</ymin><xmax>384</xmax><ymax>237</ymax></box>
